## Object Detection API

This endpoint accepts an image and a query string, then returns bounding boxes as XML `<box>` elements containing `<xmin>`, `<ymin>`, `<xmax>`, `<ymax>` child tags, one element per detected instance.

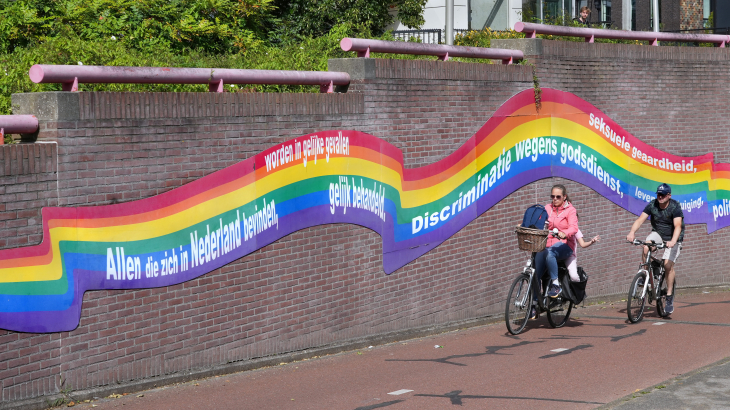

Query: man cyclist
<box><xmin>626</xmin><ymin>183</ymin><xmax>684</xmax><ymax>314</ymax></box>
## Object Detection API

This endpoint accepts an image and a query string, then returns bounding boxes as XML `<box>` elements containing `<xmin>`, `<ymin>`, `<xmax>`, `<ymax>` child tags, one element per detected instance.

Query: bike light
<box><xmin>525</xmin><ymin>259</ymin><xmax>531</xmax><ymax>267</ymax></box>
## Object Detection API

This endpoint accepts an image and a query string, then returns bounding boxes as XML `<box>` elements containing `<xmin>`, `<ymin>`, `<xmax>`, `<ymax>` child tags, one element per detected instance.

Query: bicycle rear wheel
<box><xmin>505</xmin><ymin>274</ymin><xmax>532</xmax><ymax>335</ymax></box>
<box><xmin>656</xmin><ymin>276</ymin><xmax>676</xmax><ymax>318</ymax></box>
<box><xmin>546</xmin><ymin>295</ymin><xmax>573</xmax><ymax>328</ymax></box>
<box><xmin>627</xmin><ymin>272</ymin><xmax>647</xmax><ymax>323</ymax></box>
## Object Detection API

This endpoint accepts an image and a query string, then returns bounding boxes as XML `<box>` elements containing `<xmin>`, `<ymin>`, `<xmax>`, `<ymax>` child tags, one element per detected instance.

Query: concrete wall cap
<box><xmin>328</xmin><ymin>58</ymin><xmax>377</xmax><ymax>81</ymax></box>
<box><xmin>491</xmin><ymin>38</ymin><xmax>544</xmax><ymax>57</ymax></box>
<box><xmin>11</xmin><ymin>91</ymin><xmax>80</xmax><ymax>121</ymax></box>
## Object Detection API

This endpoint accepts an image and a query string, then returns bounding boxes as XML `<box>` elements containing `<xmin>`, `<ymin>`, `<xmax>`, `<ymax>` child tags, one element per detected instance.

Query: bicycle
<box><xmin>626</xmin><ymin>239</ymin><xmax>677</xmax><ymax>323</ymax></box>
<box><xmin>505</xmin><ymin>229</ymin><xmax>574</xmax><ymax>335</ymax></box>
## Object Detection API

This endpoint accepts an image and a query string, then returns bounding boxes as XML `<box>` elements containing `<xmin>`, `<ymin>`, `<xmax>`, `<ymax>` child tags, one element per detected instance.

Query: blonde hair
<box><xmin>580</xmin><ymin>6</ymin><xmax>591</xmax><ymax>14</ymax></box>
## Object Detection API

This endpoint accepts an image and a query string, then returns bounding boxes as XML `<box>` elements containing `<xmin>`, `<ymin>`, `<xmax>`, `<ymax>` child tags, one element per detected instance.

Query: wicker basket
<box><xmin>515</xmin><ymin>225</ymin><xmax>549</xmax><ymax>252</ymax></box>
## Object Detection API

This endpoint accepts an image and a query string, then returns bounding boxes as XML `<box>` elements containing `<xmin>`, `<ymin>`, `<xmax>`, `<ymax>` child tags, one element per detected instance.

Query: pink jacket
<box><xmin>545</xmin><ymin>201</ymin><xmax>579</xmax><ymax>252</ymax></box>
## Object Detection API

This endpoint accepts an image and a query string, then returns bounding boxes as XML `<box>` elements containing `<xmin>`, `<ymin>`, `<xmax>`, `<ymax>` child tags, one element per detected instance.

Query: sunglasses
<box><xmin>551</xmin><ymin>195</ymin><xmax>563</xmax><ymax>199</ymax></box>
<box><xmin>657</xmin><ymin>193</ymin><xmax>667</xmax><ymax>198</ymax></box>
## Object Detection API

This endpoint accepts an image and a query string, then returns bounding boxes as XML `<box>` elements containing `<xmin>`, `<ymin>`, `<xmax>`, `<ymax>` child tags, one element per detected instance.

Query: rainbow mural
<box><xmin>1</xmin><ymin>88</ymin><xmax>729</xmax><ymax>333</ymax></box>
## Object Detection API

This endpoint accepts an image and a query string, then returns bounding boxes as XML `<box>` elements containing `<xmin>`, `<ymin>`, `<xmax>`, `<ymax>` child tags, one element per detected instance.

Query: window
<box><xmin>525</xmin><ymin>0</ymin><xmax>578</xmax><ymax>21</ymax></box>
<box><xmin>631</xmin><ymin>0</ymin><xmax>636</xmax><ymax>30</ymax></box>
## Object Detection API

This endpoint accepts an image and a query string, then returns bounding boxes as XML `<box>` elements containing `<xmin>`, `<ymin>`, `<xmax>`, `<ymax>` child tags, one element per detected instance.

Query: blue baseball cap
<box><xmin>656</xmin><ymin>183</ymin><xmax>671</xmax><ymax>195</ymax></box>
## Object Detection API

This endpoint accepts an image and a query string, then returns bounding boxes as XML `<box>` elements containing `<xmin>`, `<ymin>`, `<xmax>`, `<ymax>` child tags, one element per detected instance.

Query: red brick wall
<box><xmin>0</xmin><ymin>144</ymin><xmax>57</xmax><ymax>250</ymax></box>
<box><xmin>680</xmin><ymin>0</ymin><xmax>704</xmax><ymax>30</ymax></box>
<box><xmin>2</xmin><ymin>49</ymin><xmax>729</xmax><ymax>405</ymax></box>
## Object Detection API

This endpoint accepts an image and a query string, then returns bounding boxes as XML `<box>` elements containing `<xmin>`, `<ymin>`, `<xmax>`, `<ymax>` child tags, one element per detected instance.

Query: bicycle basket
<box><xmin>515</xmin><ymin>226</ymin><xmax>549</xmax><ymax>252</ymax></box>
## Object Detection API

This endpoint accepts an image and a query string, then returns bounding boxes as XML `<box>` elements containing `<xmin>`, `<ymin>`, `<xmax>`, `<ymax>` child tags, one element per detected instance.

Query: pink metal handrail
<box><xmin>515</xmin><ymin>22</ymin><xmax>730</xmax><ymax>47</ymax></box>
<box><xmin>29</xmin><ymin>65</ymin><xmax>351</xmax><ymax>93</ymax></box>
<box><xmin>340</xmin><ymin>38</ymin><xmax>524</xmax><ymax>64</ymax></box>
<box><xmin>0</xmin><ymin>115</ymin><xmax>39</xmax><ymax>143</ymax></box>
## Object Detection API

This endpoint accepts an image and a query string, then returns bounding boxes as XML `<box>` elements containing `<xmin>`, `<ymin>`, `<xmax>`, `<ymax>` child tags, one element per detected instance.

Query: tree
<box><xmin>268</xmin><ymin>0</ymin><xmax>427</xmax><ymax>43</ymax></box>
<box><xmin>0</xmin><ymin>0</ymin><xmax>277</xmax><ymax>54</ymax></box>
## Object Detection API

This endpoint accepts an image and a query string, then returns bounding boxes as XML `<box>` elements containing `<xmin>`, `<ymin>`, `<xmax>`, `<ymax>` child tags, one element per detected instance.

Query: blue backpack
<box><xmin>521</xmin><ymin>204</ymin><xmax>548</xmax><ymax>229</ymax></box>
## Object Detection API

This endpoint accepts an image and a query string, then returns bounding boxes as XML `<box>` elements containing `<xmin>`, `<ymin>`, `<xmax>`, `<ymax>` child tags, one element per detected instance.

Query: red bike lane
<box><xmin>65</xmin><ymin>287</ymin><xmax>730</xmax><ymax>410</ymax></box>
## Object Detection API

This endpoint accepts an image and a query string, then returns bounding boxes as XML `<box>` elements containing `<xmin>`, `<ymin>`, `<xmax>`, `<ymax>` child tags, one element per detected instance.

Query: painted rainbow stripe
<box><xmin>1</xmin><ymin>88</ymin><xmax>728</xmax><ymax>333</ymax></box>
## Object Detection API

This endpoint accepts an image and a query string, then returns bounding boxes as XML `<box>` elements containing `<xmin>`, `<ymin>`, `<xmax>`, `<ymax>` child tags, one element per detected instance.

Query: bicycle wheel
<box><xmin>505</xmin><ymin>274</ymin><xmax>532</xmax><ymax>335</ymax></box>
<box><xmin>627</xmin><ymin>272</ymin><xmax>647</xmax><ymax>323</ymax></box>
<box><xmin>656</xmin><ymin>276</ymin><xmax>677</xmax><ymax>318</ymax></box>
<box><xmin>546</xmin><ymin>295</ymin><xmax>573</xmax><ymax>328</ymax></box>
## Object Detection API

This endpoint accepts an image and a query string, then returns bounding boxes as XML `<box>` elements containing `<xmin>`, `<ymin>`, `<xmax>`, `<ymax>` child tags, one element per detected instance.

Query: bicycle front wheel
<box><xmin>505</xmin><ymin>274</ymin><xmax>532</xmax><ymax>335</ymax></box>
<box><xmin>546</xmin><ymin>295</ymin><xmax>573</xmax><ymax>328</ymax></box>
<box><xmin>627</xmin><ymin>272</ymin><xmax>647</xmax><ymax>323</ymax></box>
<box><xmin>656</xmin><ymin>276</ymin><xmax>677</xmax><ymax>318</ymax></box>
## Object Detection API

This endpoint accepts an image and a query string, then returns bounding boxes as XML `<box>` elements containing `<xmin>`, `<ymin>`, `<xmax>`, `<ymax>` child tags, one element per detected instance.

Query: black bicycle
<box><xmin>626</xmin><ymin>239</ymin><xmax>677</xmax><ymax>323</ymax></box>
<box><xmin>505</xmin><ymin>230</ymin><xmax>573</xmax><ymax>335</ymax></box>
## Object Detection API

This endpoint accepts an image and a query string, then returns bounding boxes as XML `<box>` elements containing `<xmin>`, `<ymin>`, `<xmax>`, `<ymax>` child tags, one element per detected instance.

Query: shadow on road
<box><xmin>384</xmin><ymin>340</ymin><xmax>545</xmax><ymax>366</ymax></box>
<box><xmin>353</xmin><ymin>400</ymin><xmax>404</xmax><ymax>410</ymax></box>
<box><xmin>413</xmin><ymin>390</ymin><xmax>605</xmax><ymax>406</ymax></box>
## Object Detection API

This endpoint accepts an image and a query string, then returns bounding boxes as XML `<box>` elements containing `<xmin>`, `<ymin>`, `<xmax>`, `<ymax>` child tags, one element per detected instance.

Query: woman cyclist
<box><xmin>531</xmin><ymin>184</ymin><xmax>579</xmax><ymax>319</ymax></box>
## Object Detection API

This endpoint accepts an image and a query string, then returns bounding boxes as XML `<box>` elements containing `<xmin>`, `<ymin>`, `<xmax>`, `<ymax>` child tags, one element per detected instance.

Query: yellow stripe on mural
<box><xmin>554</xmin><ymin>119</ymin><xmax>713</xmax><ymax>186</ymax></box>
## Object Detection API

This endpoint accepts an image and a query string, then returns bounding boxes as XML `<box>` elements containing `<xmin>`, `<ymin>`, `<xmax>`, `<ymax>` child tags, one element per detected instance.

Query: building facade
<box><xmin>391</xmin><ymin>0</ymin><xmax>713</xmax><ymax>33</ymax></box>
<box><xmin>521</xmin><ymin>0</ymin><xmax>712</xmax><ymax>31</ymax></box>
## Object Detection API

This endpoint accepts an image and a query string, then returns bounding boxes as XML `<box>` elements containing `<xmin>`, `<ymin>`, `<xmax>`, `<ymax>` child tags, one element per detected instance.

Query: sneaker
<box><xmin>665</xmin><ymin>295</ymin><xmax>674</xmax><ymax>315</ymax></box>
<box><xmin>529</xmin><ymin>306</ymin><xmax>538</xmax><ymax>320</ymax></box>
<box><xmin>637</xmin><ymin>276</ymin><xmax>645</xmax><ymax>287</ymax></box>
<box><xmin>548</xmin><ymin>284</ymin><xmax>562</xmax><ymax>298</ymax></box>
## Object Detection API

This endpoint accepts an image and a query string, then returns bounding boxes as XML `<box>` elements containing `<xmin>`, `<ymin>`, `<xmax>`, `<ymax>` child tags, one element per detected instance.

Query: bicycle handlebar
<box><xmin>550</xmin><ymin>228</ymin><xmax>561</xmax><ymax>238</ymax></box>
<box><xmin>627</xmin><ymin>239</ymin><xmax>666</xmax><ymax>249</ymax></box>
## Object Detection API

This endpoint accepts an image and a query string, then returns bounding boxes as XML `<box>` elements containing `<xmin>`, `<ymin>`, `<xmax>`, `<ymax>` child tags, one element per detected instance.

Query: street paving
<box><xmin>68</xmin><ymin>287</ymin><xmax>730</xmax><ymax>410</ymax></box>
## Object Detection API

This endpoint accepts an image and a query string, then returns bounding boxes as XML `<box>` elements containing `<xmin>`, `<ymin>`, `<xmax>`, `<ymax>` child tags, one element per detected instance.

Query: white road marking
<box><xmin>653</xmin><ymin>322</ymin><xmax>666</xmax><ymax>325</ymax></box>
<box><xmin>550</xmin><ymin>348</ymin><xmax>568</xmax><ymax>352</ymax></box>
<box><xmin>388</xmin><ymin>389</ymin><xmax>413</xmax><ymax>396</ymax></box>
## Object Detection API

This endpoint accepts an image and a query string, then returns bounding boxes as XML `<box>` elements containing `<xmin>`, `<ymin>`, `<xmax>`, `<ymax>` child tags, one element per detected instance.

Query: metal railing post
<box><xmin>446</xmin><ymin>0</ymin><xmax>454</xmax><ymax>45</ymax></box>
<box><xmin>0</xmin><ymin>115</ymin><xmax>39</xmax><ymax>142</ymax></box>
<box><xmin>514</xmin><ymin>22</ymin><xmax>730</xmax><ymax>47</ymax></box>
<box><xmin>29</xmin><ymin>65</ymin><xmax>351</xmax><ymax>93</ymax></box>
<box><xmin>341</xmin><ymin>38</ymin><xmax>523</xmax><ymax>63</ymax></box>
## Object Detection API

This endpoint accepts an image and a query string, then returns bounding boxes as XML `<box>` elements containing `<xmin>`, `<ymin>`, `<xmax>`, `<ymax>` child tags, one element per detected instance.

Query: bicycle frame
<box><xmin>627</xmin><ymin>238</ymin><xmax>677</xmax><ymax>323</ymax></box>
<box><xmin>506</xmin><ymin>240</ymin><xmax>574</xmax><ymax>334</ymax></box>
<box><xmin>520</xmin><ymin>251</ymin><xmax>551</xmax><ymax>311</ymax></box>
<box><xmin>634</xmin><ymin>243</ymin><xmax>665</xmax><ymax>302</ymax></box>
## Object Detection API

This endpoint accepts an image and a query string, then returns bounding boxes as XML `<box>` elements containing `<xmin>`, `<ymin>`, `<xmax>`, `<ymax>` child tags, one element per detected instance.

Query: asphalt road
<box><xmin>63</xmin><ymin>287</ymin><xmax>730</xmax><ymax>410</ymax></box>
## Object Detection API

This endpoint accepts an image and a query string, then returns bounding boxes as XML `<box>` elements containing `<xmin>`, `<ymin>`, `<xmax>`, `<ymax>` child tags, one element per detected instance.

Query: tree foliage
<box><xmin>0</xmin><ymin>0</ymin><xmax>427</xmax><ymax>54</ymax></box>
<box><xmin>0</xmin><ymin>0</ymin><xmax>429</xmax><ymax>120</ymax></box>
<box><xmin>0</xmin><ymin>0</ymin><xmax>277</xmax><ymax>55</ymax></box>
<box><xmin>267</xmin><ymin>0</ymin><xmax>426</xmax><ymax>43</ymax></box>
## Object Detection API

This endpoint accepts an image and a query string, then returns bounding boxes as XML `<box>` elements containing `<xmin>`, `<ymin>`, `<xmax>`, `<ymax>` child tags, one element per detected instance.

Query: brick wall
<box><xmin>2</xmin><ymin>48</ymin><xmax>730</xmax><ymax>407</ymax></box>
<box><xmin>680</xmin><ymin>0</ymin><xmax>704</xmax><ymax>30</ymax></box>
<box><xmin>0</xmin><ymin>144</ymin><xmax>57</xmax><ymax>250</ymax></box>
<box><xmin>636</xmin><ymin>0</ymin><xmax>653</xmax><ymax>31</ymax></box>
<box><xmin>662</xmin><ymin>0</ymin><xmax>682</xmax><ymax>31</ymax></box>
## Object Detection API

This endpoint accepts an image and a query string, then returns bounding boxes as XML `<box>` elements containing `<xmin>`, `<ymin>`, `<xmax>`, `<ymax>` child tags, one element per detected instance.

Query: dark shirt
<box><xmin>643</xmin><ymin>199</ymin><xmax>684</xmax><ymax>242</ymax></box>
